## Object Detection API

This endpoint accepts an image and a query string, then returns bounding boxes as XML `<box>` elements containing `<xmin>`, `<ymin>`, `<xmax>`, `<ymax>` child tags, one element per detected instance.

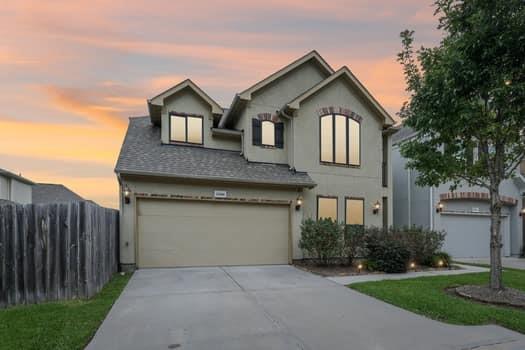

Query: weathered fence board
<box><xmin>0</xmin><ymin>201</ymin><xmax>119</xmax><ymax>308</ymax></box>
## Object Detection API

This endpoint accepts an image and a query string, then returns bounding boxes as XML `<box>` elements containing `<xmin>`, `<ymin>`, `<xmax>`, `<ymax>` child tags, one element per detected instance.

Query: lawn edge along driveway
<box><xmin>349</xmin><ymin>268</ymin><xmax>525</xmax><ymax>334</ymax></box>
<box><xmin>0</xmin><ymin>272</ymin><xmax>132</xmax><ymax>350</ymax></box>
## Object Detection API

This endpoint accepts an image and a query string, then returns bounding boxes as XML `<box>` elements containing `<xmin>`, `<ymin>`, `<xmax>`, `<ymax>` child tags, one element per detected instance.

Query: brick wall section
<box><xmin>316</xmin><ymin>106</ymin><xmax>363</xmax><ymax>122</ymax></box>
<box><xmin>439</xmin><ymin>191</ymin><xmax>517</xmax><ymax>206</ymax></box>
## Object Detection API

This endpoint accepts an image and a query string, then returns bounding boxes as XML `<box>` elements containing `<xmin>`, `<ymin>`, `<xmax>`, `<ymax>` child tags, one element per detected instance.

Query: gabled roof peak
<box><xmin>218</xmin><ymin>50</ymin><xmax>334</xmax><ymax>128</ymax></box>
<box><xmin>148</xmin><ymin>79</ymin><xmax>223</xmax><ymax>125</ymax></box>
<box><xmin>286</xmin><ymin>66</ymin><xmax>395</xmax><ymax>126</ymax></box>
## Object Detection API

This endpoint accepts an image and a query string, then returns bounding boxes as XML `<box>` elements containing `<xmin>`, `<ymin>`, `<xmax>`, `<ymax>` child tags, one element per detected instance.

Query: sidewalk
<box><xmin>456</xmin><ymin>257</ymin><xmax>525</xmax><ymax>270</ymax></box>
<box><xmin>327</xmin><ymin>263</ymin><xmax>488</xmax><ymax>285</ymax></box>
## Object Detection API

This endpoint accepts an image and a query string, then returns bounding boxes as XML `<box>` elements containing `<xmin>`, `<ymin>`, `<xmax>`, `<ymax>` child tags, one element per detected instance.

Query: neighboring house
<box><xmin>392</xmin><ymin>126</ymin><xmax>525</xmax><ymax>258</ymax></box>
<box><xmin>0</xmin><ymin>168</ymin><xmax>34</xmax><ymax>204</ymax></box>
<box><xmin>115</xmin><ymin>50</ymin><xmax>396</xmax><ymax>270</ymax></box>
<box><xmin>32</xmin><ymin>183</ymin><xmax>85</xmax><ymax>204</ymax></box>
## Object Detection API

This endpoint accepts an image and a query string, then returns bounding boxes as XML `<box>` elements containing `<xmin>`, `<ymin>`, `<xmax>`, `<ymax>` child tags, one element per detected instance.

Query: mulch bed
<box><xmin>454</xmin><ymin>285</ymin><xmax>525</xmax><ymax>309</ymax></box>
<box><xmin>294</xmin><ymin>260</ymin><xmax>458</xmax><ymax>277</ymax></box>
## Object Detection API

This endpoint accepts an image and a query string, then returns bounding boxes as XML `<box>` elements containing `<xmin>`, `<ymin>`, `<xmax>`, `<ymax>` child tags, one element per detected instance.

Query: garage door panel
<box><xmin>441</xmin><ymin>215</ymin><xmax>510</xmax><ymax>258</ymax></box>
<box><xmin>137</xmin><ymin>199</ymin><xmax>289</xmax><ymax>268</ymax></box>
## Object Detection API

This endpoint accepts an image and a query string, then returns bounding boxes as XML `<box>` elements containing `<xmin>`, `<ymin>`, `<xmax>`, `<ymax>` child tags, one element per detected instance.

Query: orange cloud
<box><xmin>0</xmin><ymin>119</ymin><xmax>124</xmax><ymax>165</ymax></box>
<box><xmin>43</xmin><ymin>86</ymin><xmax>127</xmax><ymax>128</ymax></box>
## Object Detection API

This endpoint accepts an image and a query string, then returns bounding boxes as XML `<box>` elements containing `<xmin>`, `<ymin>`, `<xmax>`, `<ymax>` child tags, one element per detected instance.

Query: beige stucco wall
<box><xmin>119</xmin><ymin>176</ymin><xmax>304</xmax><ymax>265</ymax></box>
<box><xmin>236</xmin><ymin>61</ymin><xmax>329</xmax><ymax>164</ymax></box>
<box><xmin>160</xmin><ymin>87</ymin><xmax>240</xmax><ymax>151</ymax></box>
<box><xmin>292</xmin><ymin>77</ymin><xmax>392</xmax><ymax>228</ymax></box>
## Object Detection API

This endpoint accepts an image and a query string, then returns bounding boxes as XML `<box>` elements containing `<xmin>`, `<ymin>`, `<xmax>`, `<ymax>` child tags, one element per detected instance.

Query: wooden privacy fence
<box><xmin>0</xmin><ymin>201</ymin><xmax>119</xmax><ymax>308</ymax></box>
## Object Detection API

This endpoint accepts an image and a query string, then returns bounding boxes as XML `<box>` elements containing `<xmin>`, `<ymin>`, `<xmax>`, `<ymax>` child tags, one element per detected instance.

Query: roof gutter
<box><xmin>115</xmin><ymin>169</ymin><xmax>317</xmax><ymax>189</ymax></box>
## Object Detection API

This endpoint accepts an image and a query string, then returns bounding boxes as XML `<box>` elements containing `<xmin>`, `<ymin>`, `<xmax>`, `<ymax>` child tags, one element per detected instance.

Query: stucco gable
<box><xmin>148</xmin><ymin>79</ymin><xmax>223</xmax><ymax>125</ymax></box>
<box><xmin>218</xmin><ymin>50</ymin><xmax>334</xmax><ymax>128</ymax></box>
<box><xmin>285</xmin><ymin>67</ymin><xmax>395</xmax><ymax>126</ymax></box>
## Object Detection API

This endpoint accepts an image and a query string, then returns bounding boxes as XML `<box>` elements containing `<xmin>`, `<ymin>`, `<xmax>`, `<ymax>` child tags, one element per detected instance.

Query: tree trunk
<box><xmin>489</xmin><ymin>184</ymin><xmax>503</xmax><ymax>290</ymax></box>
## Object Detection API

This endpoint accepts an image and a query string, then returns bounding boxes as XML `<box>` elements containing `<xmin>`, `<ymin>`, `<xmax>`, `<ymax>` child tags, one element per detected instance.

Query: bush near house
<box><xmin>299</xmin><ymin>218</ymin><xmax>344</xmax><ymax>265</ymax></box>
<box><xmin>366</xmin><ymin>237</ymin><xmax>411</xmax><ymax>273</ymax></box>
<box><xmin>299</xmin><ymin>220</ymin><xmax>446</xmax><ymax>273</ymax></box>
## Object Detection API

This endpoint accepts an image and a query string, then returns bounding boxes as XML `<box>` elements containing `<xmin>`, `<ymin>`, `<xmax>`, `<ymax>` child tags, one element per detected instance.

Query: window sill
<box><xmin>320</xmin><ymin>161</ymin><xmax>361</xmax><ymax>169</ymax></box>
<box><xmin>166</xmin><ymin>141</ymin><xmax>204</xmax><ymax>147</ymax></box>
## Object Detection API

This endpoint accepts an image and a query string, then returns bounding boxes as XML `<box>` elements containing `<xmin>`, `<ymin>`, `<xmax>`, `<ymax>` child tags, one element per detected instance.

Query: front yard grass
<box><xmin>0</xmin><ymin>272</ymin><xmax>131</xmax><ymax>350</ymax></box>
<box><xmin>349</xmin><ymin>269</ymin><xmax>525</xmax><ymax>334</ymax></box>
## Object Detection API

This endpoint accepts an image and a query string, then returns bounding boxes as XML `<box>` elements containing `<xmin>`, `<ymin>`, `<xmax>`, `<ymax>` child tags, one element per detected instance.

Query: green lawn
<box><xmin>0</xmin><ymin>273</ymin><xmax>131</xmax><ymax>350</ymax></box>
<box><xmin>350</xmin><ymin>269</ymin><xmax>525</xmax><ymax>334</ymax></box>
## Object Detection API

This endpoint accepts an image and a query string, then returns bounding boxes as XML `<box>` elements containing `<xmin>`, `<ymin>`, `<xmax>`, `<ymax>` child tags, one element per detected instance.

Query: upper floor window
<box><xmin>252</xmin><ymin>119</ymin><xmax>284</xmax><ymax>148</ymax></box>
<box><xmin>320</xmin><ymin>114</ymin><xmax>360</xmax><ymax>166</ymax></box>
<box><xmin>261</xmin><ymin>121</ymin><xmax>275</xmax><ymax>146</ymax></box>
<box><xmin>170</xmin><ymin>114</ymin><xmax>203</xmax><ymax>145</ymax></box>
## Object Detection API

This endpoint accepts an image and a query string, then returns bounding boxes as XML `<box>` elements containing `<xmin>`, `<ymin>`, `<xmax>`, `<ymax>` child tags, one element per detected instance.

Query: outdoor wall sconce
<box><xmin>436</xmin><ymin>201</ymin><xmax>444</xmax><ymax>213</ymax></box>
<box><xmin>123</xmin><ymin>185</ymin><xmax>131</xmax><ymax>204</ymax></box>
<box><xmin>295</xmin><ymin>196</ymin><xmax>303</xmax><ymax>211</ymax></box>
<box><xmin>372</xmin><ymin>201</ymin><xmax>380</xmax><ymax>214</ymax></box>
<box><xmin>520</xmin><ymin>208</ymin><xmax>525</xmax><ymax>216</ymax></box>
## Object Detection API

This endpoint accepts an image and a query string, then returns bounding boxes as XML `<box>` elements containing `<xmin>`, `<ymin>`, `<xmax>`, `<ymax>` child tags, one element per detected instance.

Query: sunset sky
<box><xmin>0</xmin><ymin>1</ymin><xmax>441</xmax><ymax>208</ymax></box>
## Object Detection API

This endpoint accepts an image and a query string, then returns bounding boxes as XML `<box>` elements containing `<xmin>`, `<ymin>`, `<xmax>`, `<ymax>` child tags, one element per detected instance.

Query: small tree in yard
<box><xmin>398</xmin><ymin>0</ymin><xmax>525</xmax><ymax>290</ymax></box>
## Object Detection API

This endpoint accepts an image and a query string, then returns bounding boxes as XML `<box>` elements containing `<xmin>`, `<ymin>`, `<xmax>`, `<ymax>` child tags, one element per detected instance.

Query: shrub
<box><xmin>343</xmin><ymin>224</ymin><xmax>366</xmax><ymax>264</ymax></box>
<box><xmin>299</xmin><ymin>218</ymin><xmax>343</xmax><ymax>265</ymax></box>
<box><xmin>393</xmin><ymin>226</ymin><xmax>446</xmax><ymax>264</ymax></box>
<box><xmin>365</xmin><ymin>228</ymin><xmax>410</xmax><ymax>273</ymax></box>
<box><xmin>426</xmin><ymin>251</ymin><xmax>451</xmax><ymax>268</ymax></box>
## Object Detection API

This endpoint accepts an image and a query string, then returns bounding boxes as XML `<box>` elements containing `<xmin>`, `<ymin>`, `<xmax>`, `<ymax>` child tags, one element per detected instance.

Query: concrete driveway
<box><xmin>87</xmin><ymin>265</ymin><xmax>525</xmax><ymax>350</ymax></box>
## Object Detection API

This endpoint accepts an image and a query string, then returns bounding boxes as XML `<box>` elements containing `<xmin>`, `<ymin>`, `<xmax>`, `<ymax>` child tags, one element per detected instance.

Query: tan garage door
<box><xmin>137</xmin><ymin>199</ymin><xmax>290</xmax><ymax>268</ymax></box>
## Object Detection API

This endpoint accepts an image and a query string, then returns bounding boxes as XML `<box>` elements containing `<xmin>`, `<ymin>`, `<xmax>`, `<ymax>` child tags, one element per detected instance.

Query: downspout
<box><xmin>429</xmin><ymin>186</ymin><xmax>434</xmax><ymax>230</ymax></box>
<box><xmin>279</xmin><ymin>106</ymin><xmax>294</xmax><ymax>168</ymax></box>
<box><xmin>407</xmin><ymin>168</ymin><xmax>412</xmax><ymax>226</ymax></box>
<box><xmin>240</xmin><ymin>130</ymin><xmax>244</xmax><ymax>156</ymax></box>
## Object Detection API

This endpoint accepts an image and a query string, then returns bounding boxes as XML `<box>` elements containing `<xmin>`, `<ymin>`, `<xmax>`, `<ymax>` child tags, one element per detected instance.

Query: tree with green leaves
<box><xmin>398</xmin><ymin>0</ymin><xmax>525</xmax><ymax>290</ymax></box>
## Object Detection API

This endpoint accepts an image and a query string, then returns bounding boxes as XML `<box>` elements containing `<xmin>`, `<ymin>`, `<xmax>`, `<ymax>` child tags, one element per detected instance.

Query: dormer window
<box><xmin>170</xmin><ymin>113</ymin><xmax>203</xmax><ymax>145</ymax></box>
<box><xmin>252</xmin><ymin>118</ymin><xmax>284</xmax><ymax>148</ymax></box>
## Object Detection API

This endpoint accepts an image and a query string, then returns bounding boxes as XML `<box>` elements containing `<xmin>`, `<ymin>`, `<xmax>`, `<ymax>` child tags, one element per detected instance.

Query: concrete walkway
<box><xmin>328</xmin><ymin>263</ymin><xmax>487</xmax><ymax>285</ymax></box>
<box><xmin>87</xmin><ymin>265</ymin><xmax>525</xmax><ymax>350</ymax></box>
<box><xmin>456</xmin><ymin>257</ymin><xmax>525</xmax><ymax>270</ymax></box>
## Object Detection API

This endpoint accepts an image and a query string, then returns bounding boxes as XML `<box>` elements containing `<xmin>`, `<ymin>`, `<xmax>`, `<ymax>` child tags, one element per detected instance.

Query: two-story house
<box><xmin>115</xmin><ymin>51</ymin><xmax>396</xmax><ymax>270</ymax></box>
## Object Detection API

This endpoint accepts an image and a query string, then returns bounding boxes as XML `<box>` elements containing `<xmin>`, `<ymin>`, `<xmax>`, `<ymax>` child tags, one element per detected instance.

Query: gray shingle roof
<box><xmin>115</xmin><ymin>117</ymin><xmax>316</xmax><ymax>188</ymax></box>
<box><xmin>32</xmin><ymin>183</ymin><xmax>84</xmax><ymax>204</ymax></box>
<box><xmin>392</xmin><ymin>126</ymin><xmax>416</xmax><ymax>144</ymax></box>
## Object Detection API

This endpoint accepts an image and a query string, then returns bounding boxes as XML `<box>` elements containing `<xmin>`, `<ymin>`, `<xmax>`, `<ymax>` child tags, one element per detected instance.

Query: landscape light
<box><xmin>438</xmin><ymin>260</ymin><xmax>444</xmax><ymax>267</ymax></box>
<box><xmin>436</xmin><ymin>201</ymin><xmax>444</xmax><ymax>213</ymax></box>
<box><xmin>410</xmin><ymin>262</ymin><xmax>416</xmax><ymax>269</ymax></box>
<box><xmin>357</xmin><ymin>263</ymin><xmax>363</xmax><ymax>273</ymax></box>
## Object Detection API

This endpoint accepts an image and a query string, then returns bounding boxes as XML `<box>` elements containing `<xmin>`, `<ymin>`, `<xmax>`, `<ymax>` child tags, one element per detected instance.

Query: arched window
<box><xmin>320</xmin><ymin>114</ymin><xmax>360</xmax><ymax>166</ymax></box>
